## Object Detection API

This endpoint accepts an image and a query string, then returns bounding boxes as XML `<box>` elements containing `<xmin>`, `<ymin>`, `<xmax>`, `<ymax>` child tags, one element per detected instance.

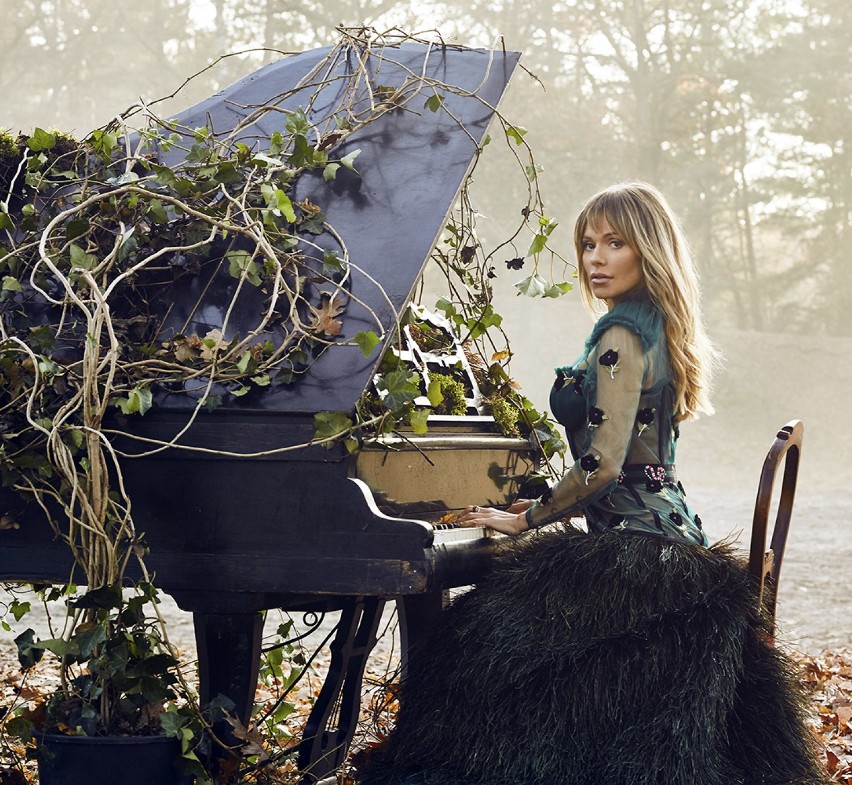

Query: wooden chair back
<box><xmin>747</xmin><ymin>420</ymin><xmax>804</xmax><ymax>629</ymax></box>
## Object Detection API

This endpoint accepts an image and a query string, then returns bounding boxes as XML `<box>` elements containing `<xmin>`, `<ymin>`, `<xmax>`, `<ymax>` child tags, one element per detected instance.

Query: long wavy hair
<box><xmin>573</xmin><ymin>181</ymin><xmax>719</xmax><ymax>421</ymax></box>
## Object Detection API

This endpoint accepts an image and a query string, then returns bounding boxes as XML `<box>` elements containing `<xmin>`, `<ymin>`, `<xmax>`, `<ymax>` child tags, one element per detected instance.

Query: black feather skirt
<box><xmin>355</xmin><ymin>527</ymin><xmax>828</xmax><ymax>785</ymax></box>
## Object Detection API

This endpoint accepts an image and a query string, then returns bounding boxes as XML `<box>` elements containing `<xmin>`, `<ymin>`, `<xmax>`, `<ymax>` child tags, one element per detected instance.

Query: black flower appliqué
<box><xmin>668</xmin><ymin>511</ymin><xmax>684</xmax><ymax>528</ymax></box>
<box><xmin>608</xmin><ymin>515</ymin><xmax>627</xmax><ymax>530</ymax></box>
<box><xmin>598</xmin><ymin>349</ymin><xmax>620</xmax><ymax>378</ymax></box>
<box><xmin>637</xmin><ymin>407</ymin><xmax>656</xmax><ymax>435</ymax></box>
<box><xmin>554</xmin><ymin>368</ymin><xmax>585</xmax><ymax>393</ymax></box>
<box><xmin>580</xmin><ymin>453</ymin><xmax>601</xmax><ymax>485</ymax></box>
<box><xmin>588</xmin><ymin>406</ymin><xmax>608</xmax><ymax>429</ymax></box>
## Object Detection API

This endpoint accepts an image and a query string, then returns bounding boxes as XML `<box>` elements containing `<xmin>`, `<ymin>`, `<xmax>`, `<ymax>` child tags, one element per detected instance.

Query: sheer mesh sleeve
<box><xmin>526</xmin><ymin>325</ymin><xmax>647</xmax><ymax>528</ymax></box>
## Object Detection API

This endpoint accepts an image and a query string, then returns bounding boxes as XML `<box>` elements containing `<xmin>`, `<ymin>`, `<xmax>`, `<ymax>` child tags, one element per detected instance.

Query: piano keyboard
<box><xmin>432</xmin><ymin>524</ymin><xmax>493</xmax><ymax>543</ymax></box>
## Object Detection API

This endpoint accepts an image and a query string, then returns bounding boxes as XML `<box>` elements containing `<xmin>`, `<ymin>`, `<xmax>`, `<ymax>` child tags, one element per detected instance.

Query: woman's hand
<box><xmin>458</xmin><ymin>505</ymin><xmax>529</xmax><ymax>536</ymax></box>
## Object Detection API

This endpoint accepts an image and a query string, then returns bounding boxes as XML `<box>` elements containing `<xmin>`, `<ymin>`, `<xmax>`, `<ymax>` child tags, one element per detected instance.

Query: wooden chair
<box><xmin>747</xmin><ymin>420</ymin><xmax>804</xmax><ymax>630</ymax></box>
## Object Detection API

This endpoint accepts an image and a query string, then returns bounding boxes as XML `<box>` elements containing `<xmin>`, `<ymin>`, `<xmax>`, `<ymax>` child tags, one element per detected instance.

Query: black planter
<box><xmin>36</xmin><ymin>733</ymin><xmax>193</xmax><ymax>785</ymax></box>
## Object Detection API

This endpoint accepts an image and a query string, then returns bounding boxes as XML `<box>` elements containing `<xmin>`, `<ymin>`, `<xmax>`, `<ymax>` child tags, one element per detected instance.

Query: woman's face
<box><xmin>581</xmin><ymin>218</ymin><xmax>645</xmax><ymax>309</ymax></box>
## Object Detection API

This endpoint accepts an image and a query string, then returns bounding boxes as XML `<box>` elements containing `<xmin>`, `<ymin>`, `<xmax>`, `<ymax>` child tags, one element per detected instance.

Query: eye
<box><xmin>609</xmin><ymin>239</ymin><xmax>623</xmax><ymax>248</ymax></box>
<box><xmin>582</xmin><ymin>241</ymin><xmax>595</xmax><ymax>251</ymax></box>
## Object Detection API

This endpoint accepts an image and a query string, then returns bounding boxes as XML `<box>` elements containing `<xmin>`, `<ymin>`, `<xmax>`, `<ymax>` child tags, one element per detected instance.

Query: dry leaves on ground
<box><xmin>796</xmin><ymin>649</ymin><xmax>852</xmax><ymax>782</ymax></box>
<box><xmin>3</xmin><ymin>649</ymin><xmax>852</xmax><ymax>783</ymax></box>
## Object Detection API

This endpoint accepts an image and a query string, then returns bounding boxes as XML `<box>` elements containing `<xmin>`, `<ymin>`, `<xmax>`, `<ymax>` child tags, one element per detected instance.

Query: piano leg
<box><xmin>397</xmin><ymin>590</ymin><xmax>448</xmax><ymax>678</ymax></box>
<box><xmin>193</xmin><ymin>609</ymin><xmax>265</xmax><ymax>726</ymax></box>
<box><xmin>298</xmin><ymin>595</ymin><xmax>386</xmax><ymax>783</ymax></box>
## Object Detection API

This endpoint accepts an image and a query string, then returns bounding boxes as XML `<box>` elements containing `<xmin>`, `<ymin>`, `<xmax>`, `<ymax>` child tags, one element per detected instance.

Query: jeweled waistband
<box><xmin>619</xmin><ymin>463</ymin><xmax>677</xmax><ymax>485</ymax></box>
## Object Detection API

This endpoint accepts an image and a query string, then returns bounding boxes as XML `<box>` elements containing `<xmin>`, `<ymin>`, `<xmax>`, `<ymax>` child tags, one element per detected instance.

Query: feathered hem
<box><xmin>356</xmin><ymin>528</ymin><xmax>828</xmax><ymax>785</ymax></box>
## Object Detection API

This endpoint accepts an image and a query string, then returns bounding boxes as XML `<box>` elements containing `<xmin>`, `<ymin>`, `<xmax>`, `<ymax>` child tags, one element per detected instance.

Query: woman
<box><xmin>356</xmin><ymin>182</ymin><xmax>827</xmax><ymax>785</ymax></box>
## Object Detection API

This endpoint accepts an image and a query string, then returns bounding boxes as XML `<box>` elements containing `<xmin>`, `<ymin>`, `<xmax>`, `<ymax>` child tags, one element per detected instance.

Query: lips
<box><xmin>590</xmin><ymin>275</ymin><xmax>611</xmax><ymax>284</ymax></box>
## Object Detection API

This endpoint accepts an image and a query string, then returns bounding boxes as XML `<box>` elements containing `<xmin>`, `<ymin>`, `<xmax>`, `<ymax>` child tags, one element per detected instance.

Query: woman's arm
<box><xmin>460</xmin><ymin>324</ymin><xmax>646</xmax><ymax>534</ymax></box>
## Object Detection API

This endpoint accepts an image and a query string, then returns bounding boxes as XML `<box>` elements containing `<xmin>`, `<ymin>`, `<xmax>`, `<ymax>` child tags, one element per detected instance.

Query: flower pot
<box><xmin>36</xmin><ymin>733</ymin><xmax>192</xmax><ymax>785</ymax></box>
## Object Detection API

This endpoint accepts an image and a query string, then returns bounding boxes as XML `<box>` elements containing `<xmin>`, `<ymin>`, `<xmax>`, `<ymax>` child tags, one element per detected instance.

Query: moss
<box><xmin>488</xmin><ymin>394</ymin><xmax>520</xmax><ymax>436</ymax></box>
<box><xmin>432</xmin><ymin>374</ymin><xmax>467</xmax><ymax>416</ymax></box>
<box><xmin>0</xmin><ymin>129</ymin><xmax>20</xmax><ymax>159</ymax></box>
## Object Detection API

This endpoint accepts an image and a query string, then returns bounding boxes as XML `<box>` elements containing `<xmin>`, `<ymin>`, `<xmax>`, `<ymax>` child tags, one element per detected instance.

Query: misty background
<box><xmin>0</xmin><ymin>0</ymin><xmax>849</xmax><ymax>649</ymax></box>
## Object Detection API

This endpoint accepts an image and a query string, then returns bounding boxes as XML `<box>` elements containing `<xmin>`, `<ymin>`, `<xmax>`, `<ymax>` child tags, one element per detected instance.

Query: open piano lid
<box><xmin>156</xmin><ymin>42</ymin><xmax>521</xmax><ymax>415</ymax></box>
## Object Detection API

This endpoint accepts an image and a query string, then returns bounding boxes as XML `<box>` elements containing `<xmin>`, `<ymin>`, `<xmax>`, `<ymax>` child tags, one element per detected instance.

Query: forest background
<box><xmin>0</xmin><ymin>0</ymin><xmax>849</xmax><ymax>651</ymax></box>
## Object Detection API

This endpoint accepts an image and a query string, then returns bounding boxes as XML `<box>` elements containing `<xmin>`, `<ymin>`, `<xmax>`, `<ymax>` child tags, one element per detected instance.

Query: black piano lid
<box><xmin>154</xmin><ymin>42</ymin><xmax>521</xmax><ymax>416</ymax></box>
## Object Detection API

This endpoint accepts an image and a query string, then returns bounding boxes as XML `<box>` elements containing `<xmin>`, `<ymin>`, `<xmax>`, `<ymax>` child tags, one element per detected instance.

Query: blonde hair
<box><xmin>573</xmin><ymin>181</ymin><xmax>719</xmax><ymax>421</ymax></box>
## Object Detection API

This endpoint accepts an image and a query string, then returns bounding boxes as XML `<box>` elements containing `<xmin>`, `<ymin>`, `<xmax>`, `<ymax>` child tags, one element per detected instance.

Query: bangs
<box><xmin>575</xmin><ymin>192</ymin><xmax>639</xmax><ymax>249</ymax></box>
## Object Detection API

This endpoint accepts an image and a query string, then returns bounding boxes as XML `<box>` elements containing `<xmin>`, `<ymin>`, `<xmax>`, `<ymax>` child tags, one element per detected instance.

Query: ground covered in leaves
<box><xmin>1</xmin><ymin>642</ymin><xmax>851</xmax><ymax>783</ymax></box>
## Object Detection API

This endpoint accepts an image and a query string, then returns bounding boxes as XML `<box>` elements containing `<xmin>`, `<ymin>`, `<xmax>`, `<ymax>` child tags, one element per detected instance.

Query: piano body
<box><xmin>0</xmin><ymin>41</ymin><xmax>535</xmax><ymax>781</ymax></box>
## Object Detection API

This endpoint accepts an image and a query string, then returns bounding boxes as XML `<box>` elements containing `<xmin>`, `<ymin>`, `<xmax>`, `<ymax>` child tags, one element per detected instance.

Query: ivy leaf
<box><xmin>236</xmin><ymin>351</ymin><xmax>254</xmax><ymax>374</ymax></box>
<box><xmin>288</xmin><ymin>134</ymin><xmax>316</xmax><ymax>168</ymax></box>
<box><xmin>2</xmin><ymin>275</ymin><xmax>23</xmax><ymax>291</ymax></box>
<box><xmin>339</xmin><ymin>149</ymin><xmax>361</xmax><ymax>172</ymax></box>
<box><xmin>74</xmin><ymin>621</ymin><xmax>108</xmax><ymax>658</ymax></box>
<box><xmin>506</xmin><ymin>125</ymin><xmax>527</xmax><ymax>146</ymax></box>
<box><xmin>544</xmin><ymin>281</ymin><xmax>573</xmax><ymax>298</ymax></box>
<box><xmin>268</xmin><ymin>131</ymin><xmax>285</xmax><ymax>156</ymax></box>
<box><xmin>514</xmin><ymin>273</ymin><xmax>548</xmax><ymax>298</ymax></box>
<box><xmin>275</xmin><ymin>189</ymin><xmax>297</xmax><ymax>223</ymax></box>
<box><xmin>426</xmin><ymin>379</ymin><xmax>444</xmax><ymax>408</ymax></box>
<box><xmin>69</xmin><ymin>243</ymin><xmax>98</xmax><ymax>271</ymax></box>
<box><xmin>354</xmin><ymin>330</ymin><xmax>380</xmax><ymax>357</ymax></box>
<box><xmin>32</xmin><ymin>636</ymin><xmax>78</xmax><ymax>658</ymax></box>
<box><xmin>88</xmin><ymin>129</ymin><xmax>118</xmax><ymax>158</ymax></box>
<box><xmin>321</xmin><ymin>249</ymin><xmax>344</xmax><ymax>280</ymax></box>
<box><xmin>147</xmin><ymin>199</ymin><xmax>169</xmax><ymax>224</ymax></box>
<box><xmin>10</xmin><ymin>600</ymin><xmax>31</xmax><ymax>622</ymax></box>
<box><xmin>0</xmin><ymin>212</ymin><xmax>14</xmax><ymax>231</ymax></box>
<box><xmin>314</xmin><ymin>411</ymin><xmax>353</xmax><ymax>443</ymax></box>
<box><xmin>27</xmin><ymin>127</ymin><xmax>56</xmax><ymax>152</ymax></box>
<box><xmin>15</xmin><ymin>628</ymin><xmax>43</xmax><ymax>669</ymax></box>
<box><xmin>409</xmin><ymin>408</ymin><xmax>429</xmax><ymax>435</ymax></box>
<box><xmin>435</xmin><ymin>297</ymin><xmax>457</xmax><ymax>319</ymax></box>
<box><xmin>379</xmin><ymin>369</ymin><xmax>420</xmax><ymax>411</ymax></box>
<box><xmin>425</xmin><ymin>93</ymin><xmax>444</xmax><ymax>112</ymax></box>
<box><xmin>323</xmin><ymin>163</ymin><xmax>340</xmax><ymax>181</ymax></box>
<box><xmin>227</xmin><ymin>250</ymin><xmax>261</xmax><ymax>286</ymax></box>
<box><xmin>525</xmin><ymin>163</ymin><xmax>544</xmax><ymax>180</ymax></box>
<box><xmin>115</xmin><ymin>385</ymin><xmax>153</xmax><ymax>416</ymax></box>
<box><xmin>527</xmin><ymin>233</ymin><xmax>548</xmax><ymax>257</ymax></box>
<box><xmin>285</xmin><ymin>108</ymin><xmax>310</xmax><ymax>136</ymax></box>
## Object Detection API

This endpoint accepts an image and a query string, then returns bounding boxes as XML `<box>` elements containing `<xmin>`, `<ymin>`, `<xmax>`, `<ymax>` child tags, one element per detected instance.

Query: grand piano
<box><xmin>0</xmin><ymin>41</ymin><xmax>538</xmax><ymax>781</ymax></box>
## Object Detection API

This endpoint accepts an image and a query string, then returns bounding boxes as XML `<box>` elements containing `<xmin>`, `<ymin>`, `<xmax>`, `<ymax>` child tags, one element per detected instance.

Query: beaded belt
<box><xmin>619</xmin><ymin>463</ymin><xmax>677</xmax><ymax>485</ymax></box>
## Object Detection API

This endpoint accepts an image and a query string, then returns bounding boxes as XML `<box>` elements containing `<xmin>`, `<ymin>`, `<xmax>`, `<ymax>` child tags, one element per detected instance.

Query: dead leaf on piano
<box><xmin>295</xmin><ymin>198</ymin><xmax>322</xmax><ymax>216</ymax></box>
<box><xmin>307</xmin><ymin>293</ymin><xmax>345</xmax><ymax>337</ymax></box>
<box><xmin>200</xmin><ymin>328</ymin><xmax>229</xmax><ymax>361</ymax></box>
<box><xmin>436</xmin><ymin>512</ymin><xmax>459</xmax><ymax>525</ymax></box>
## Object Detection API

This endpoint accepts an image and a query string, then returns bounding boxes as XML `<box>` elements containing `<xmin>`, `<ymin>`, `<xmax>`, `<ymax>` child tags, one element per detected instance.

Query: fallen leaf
<box><xmin>307</xmin><ymin>294</ymin><xmax>345</xmax><ymax>337</ymax></box>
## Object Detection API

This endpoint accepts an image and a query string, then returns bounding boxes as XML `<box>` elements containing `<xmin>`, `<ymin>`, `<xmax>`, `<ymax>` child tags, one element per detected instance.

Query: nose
<box><xmin>588</xmin><ymin>244</ymin><xmax>604</xmax><ymax>264</ymax></box>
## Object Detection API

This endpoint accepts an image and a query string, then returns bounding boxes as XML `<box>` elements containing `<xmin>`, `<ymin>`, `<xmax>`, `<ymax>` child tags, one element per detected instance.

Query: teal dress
<box><xmin>526</xmin><ymin>290</ymin><xmax>705</xmax><ymax>543</ymax></box>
